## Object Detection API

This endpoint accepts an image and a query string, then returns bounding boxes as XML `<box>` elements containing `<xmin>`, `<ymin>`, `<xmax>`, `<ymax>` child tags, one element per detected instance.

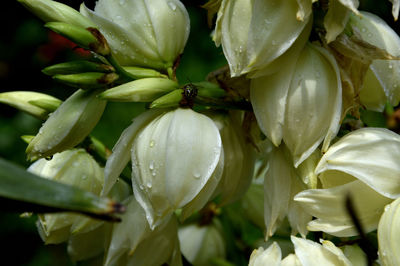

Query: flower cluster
<box><xmin>2</xmin><ymin>0</ymin><xmax>400</xmax><ymax>265</ymax></box>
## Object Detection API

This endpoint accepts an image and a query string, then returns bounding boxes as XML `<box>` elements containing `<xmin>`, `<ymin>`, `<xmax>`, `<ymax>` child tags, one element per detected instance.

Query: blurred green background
<box><xmin>0</xmin><ymin>0</ymin><xmax>397</xmax><ymax>265</ymax></box>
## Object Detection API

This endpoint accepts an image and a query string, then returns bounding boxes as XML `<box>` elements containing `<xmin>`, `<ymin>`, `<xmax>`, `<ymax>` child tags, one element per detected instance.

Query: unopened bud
<box><xmin>123</xmin><ymin>66</ymin><xmax>168</xmax><ymax>79</ymax></box>
<box><xmin>53</xmin><ymin>72</ymin><xmax>119</xmax><ymax>89</ymax></box>
<box><xmin>18</xmin><ymin>0</ymin><xmax>95</xmax><ymax>28</ymax></box>
<box><xmin>45</xmin><ymin>22</ymin><xmax>110</xmax><ymax>56</ymax></box>
<box><xmin>0</xmin><ymin>91</ymin><xmax>61</xmax><ymax>119</ymax></box>
<box><xmin>42</xmin><ymin>61</ymin><xmax>114</xmax><ymax>76</ymax></box>
<box><xmin>26</xmin><ymin>89</ymin><xmax>106</xmax><ymax>161</ymax></box>
<box><xmin>149</xmin><ymin>89</ymin><xmax>182</xmax><ymax>109</ymax></box>
<box><xmin>99</xmin><ymin>78</ymin><xmax>178</xmax><ymax>102</ymax></box>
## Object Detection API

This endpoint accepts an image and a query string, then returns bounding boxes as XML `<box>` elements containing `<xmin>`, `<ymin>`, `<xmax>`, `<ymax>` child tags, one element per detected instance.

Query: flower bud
<box><xmin>99</xmin><ymin>78</ymin><xmax>178</xmax><ymax>102</ymax></box>
<box><xmin>178</xmin><ymin>220</ymin><xmax>226</xmax><ymax>265</ymax></box>
<box><xmin>18</xmin><ymin>0</ymin><xmax>95</xmax><ymax>28</ymax></box>
<box><xmin>26</xmin><ymin>89</ymin><xmax>106</xmax><ymax>160</ymax></box>
<box><xmin>0</xmin><ymin>91</ymin><xmax>61</xmax><ymax>120</ymax></box>
<box><xmin>213</xmin><ymin>0</ymin><xmax>311</xmax><ymax>76</ymax></box>
<box><xmin>123</xmin><ymin>66</ymin><xmax>167</xmax><ymax>79</ymax></box>
<box><xmin>42</xmin><ymin>61</ymin><xmax>114</xmax><ymax>75</ymax></box>
<box><xmin>349</xmin><ymin>11</ymin><xmax>400</xmax><ymax>110</ymax></box>
<box><xmin>80</xmin><ymin>0</ymin><xmax>190</xmax><ymax>70</ymax></box>
<box><xmin>53</xmin><ymin>72</ymin><xmax>119</xmax><ymax>89</ymax></box>
<box><xmin>28</xmin><ymin>149</ymin><xmax>104</xmax><ymax>244</ymax></box>
<box><xmin>378</xmin><ymin>197</ymin><xmax>400</xmax><ymax>266</ymax></box>
<box><xmin>149</xmin><ymin>89</ymin><xmax>181</xmax><ymax>109</ymax></box>
<box><xmin>251</xmin><ymin>43</ymin><xmax>342</xmax><ymax>166</ymax></box>
<box><xmin>45</xmin><ymin>22</ymin><xmax>110</xmax><ymax>56</ymax></box>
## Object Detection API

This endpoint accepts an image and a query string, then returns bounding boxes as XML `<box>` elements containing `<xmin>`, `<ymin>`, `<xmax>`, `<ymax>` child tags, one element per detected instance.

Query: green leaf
<box><xmin>0</xmin><ymin>158</ymin><xmax>124</xmax><ymax>221</ymax></box>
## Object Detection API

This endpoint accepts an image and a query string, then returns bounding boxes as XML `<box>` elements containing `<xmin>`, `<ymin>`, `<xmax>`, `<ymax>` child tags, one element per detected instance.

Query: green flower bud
<box><xmin>99</xmin><ymin>78</ymin><xmax>178</xmax><ymax>102</ymax></box>
<box><xmin>53</xmin><ymin>72</ymin><xmax>119</xmax><ymax>89</ymax></box>
<box><xmin>123</xmin><ymin>66</ymin><xmax>167</xmax><ymax>79</ymax></box>
<box><xmin>18</xmin><ymin>0</ymin><xmax>96</xmax><ymax>28</ymax></box>
<box><xmin>28</xmin><ymin>149</ymin><xmax>104</xmax><ymax>244</ymax></box>
<box><xmin>42</xmin><ymin>61</ymin><xmax>114</xmax><ymax>76</ymax></box>
<box><xmin>26</xmin><ymin>89</ymin><xmax>106</xmax><ymax>161</ymax></box>
<box><xmin>0</xmin><ymin>91</ymin><xmax>61</xmax><ymax>120</ymax></box>
<box><xmin>80</xmin><ymin>0</ymin><xmax>190</xmax><ymax>69</ymax></box>
<box><xmin>194</xmin><ymin>81</ymin><xmax>226</xmax><ymax>98</ymax></box>
<box><xmin>149</xmin><ymin>89</ymin><xmax>181</xmax><ymax>109</ymax></box>
<box><xmin>45</xmin><ymin>22</ymin><xmax>110</xmax><ymax>56</ymax></box>
<box><xmin>178</xmin><ymin>220</ymin><xmax>226</xmax><ymax>265</ymax></box>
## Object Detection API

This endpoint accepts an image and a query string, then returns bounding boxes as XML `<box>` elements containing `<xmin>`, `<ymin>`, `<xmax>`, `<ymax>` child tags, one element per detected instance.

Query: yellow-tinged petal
<box><xmin>249</xmin><ymin>242</ymin><xmax>282</xmax><ymax>266</ymax></box>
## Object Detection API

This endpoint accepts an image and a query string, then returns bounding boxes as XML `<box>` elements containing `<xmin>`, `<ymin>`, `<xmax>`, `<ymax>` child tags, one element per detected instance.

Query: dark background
<box><xmin>0</xmin><ymin>0</ymin><xmax>397</xmax><ymax>265</ymax></box>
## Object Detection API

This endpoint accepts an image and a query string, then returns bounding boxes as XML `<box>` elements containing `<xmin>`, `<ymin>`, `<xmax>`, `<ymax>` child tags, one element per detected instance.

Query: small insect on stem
<box><xmin>179</xmin><ymin>83</ymin><xmax>198</xmax><ymax>108</ymax></box>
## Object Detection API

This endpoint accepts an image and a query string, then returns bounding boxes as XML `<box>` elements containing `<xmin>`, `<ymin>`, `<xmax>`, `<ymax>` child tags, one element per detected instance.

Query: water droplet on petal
<box><xmin>149</xmin><ymin>160</ymin><xmax>155</xmax><ymax>170</ymax></box>
<box><xmin>139</xmin><ymin>184</ymin><xmax>144</xmax><ymax>190</ymax></box>
<box><xmin>146</xmin><ymin>181</ymin><xmax>152</xmax><ymax>188</ymax></box>
<box><xmin>82</xmin><ymin>175</ymin><xmax>87</xmax><ymax>180</ymax></box>
<box><xmin>168</xmin><ymin>1</ymin><xmax>177</xmax><ymax>11</ymax></box>
<box><xmin>193</xmin><ymin>171</ymin><xmax>201</xmax><ymax>179</ymax></box>
<box><xmin>149</xmin><ymin>140</ymin><xmax>155</xmax><ymax>148</ymax></box>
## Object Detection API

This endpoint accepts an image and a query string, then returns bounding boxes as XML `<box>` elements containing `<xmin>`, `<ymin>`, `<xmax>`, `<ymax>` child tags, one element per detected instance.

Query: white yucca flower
<box><xmin>295</xmin><ymin>128</ymin><xmax>400</xmax><ymax>237</ymax></box>
<box><xmin>349</xmin><ymin>11</ymin><xmax>400</xmax><ymax>111</ymax></box>
<box><xmin>378</xmin><ymin>197</ymin><xmax>400</xmax><ymax>266</ymax></box>
<box><xmin>249</xmin><ymin>237</ymin><xmax>353</xmax><ymax>266</ymax></box>
<box><xmin>103</xmin><ymin>108</ymin><xmax>223</xmax><ymax>228</ymax></box>
<box><xmin>251</xmin><ymin>43</ymin><xmax>342</xmax><ymax>166</ymax></box>
<box><xmin>81</xmin><ymin>0</ymin><xmax>190</xmax><ymax>70</ymax></box>
<box><xmin>213</xmin><ymin>0</ymin><xmax>311</xmax><ymax>77</ymax></box>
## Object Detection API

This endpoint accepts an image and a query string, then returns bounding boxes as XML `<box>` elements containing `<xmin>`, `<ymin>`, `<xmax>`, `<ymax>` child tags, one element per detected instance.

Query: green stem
<box><xmin>106</xmin><ymin>55</ymin><xmax>137</xmax><ymax>82</ymax></box>
<box><xmin>167</xmin><ymin>66</ymin><xmax>174</xmax><ymax>80</ymax></box>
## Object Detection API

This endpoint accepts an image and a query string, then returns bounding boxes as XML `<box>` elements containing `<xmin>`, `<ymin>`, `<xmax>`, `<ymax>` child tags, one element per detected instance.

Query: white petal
<box><xmin>350</xmin><ymin>11</ymin><xmax>400</xmax><ymax>106</ymax></box>
<box><xmin>359</xmin><ymin>68</ymin><xmax>387</xmax><ymax>112</ymax></box>
<box><xmin>264</xmin><ymin>148</ymin><xmax>291</xmax><ymax>238</ymax></box>
<box><xmin>282</xmin><ymin>254</ymin><xmax>301</xmax><ymax>266</ymax></box>
<box><xmin>249</xmin><ymin>242</ymin><xmax>282</xmax><ymax>266</ymax></box>
<box><xmin>324</xmin><ymin>0</ymin><xmax>351</xmax><ymax>43</ymax></box>
<box><xmin>315</xmin><ymin>128</ymin><xmax>400</xmax><ymax>199</ymax></box>
<box><xmin>292</xmin><ymin>236</ymin><xmax>351</xmax><ymax>266</ymax></box>
<box><xmin>294</xmin><ymin>180</ymin><xmax>392</xmax><ymax>237</ymax></box>
<box><xmin>132</xmin><ymin>108</ymin><xmax>222</xmax><ymax>227</ymax></box>
<box><xmin>389</xmin><ymin>0</ymin><xmax>400</xmax><ymax>20</ymax></box>
<box><xmin>342</xmin><ymin>245</ymin><xmax>368</xmax><ymax>266</ymax></box>
<box><xmin>283</xmin><ymin>44</ymin><xmax>342</xmax><ymax>166</ymax></box>
<box><xmin>378</xmin><ymin>197</ymin><xmax>400</xmax><ymax>266</ymax></box>
<box><xmin>102</xmin><ymin>109</ymin><xmax>163</xmax><ymax>196</ymax></box>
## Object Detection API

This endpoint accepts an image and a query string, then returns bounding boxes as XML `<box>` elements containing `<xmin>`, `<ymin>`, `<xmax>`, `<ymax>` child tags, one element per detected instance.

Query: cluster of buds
<box><xmin>2</xmin><ymin>0</ymin><xmax>400</xmax><ymax>265</ymax></box>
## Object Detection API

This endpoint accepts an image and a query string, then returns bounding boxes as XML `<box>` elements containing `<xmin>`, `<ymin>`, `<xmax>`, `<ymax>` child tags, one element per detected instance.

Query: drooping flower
<box><xmin>295</xmin><ymin>128</ymin><xmax>400</xmax><ymax>237</ymax></box>
<box><xmin>103</xmin><ymin>108</ymin><xmax>223</xmax><ymax>228</ymax></box>
<box><xmin>80</xmin><ymin>0</ymin><xmax>190</xmax><ymax>70</ymax></box>
<box><xmin>251</xmin><ymin>43</ymin><xmax>342</xmax><ymax>166</ymax></box>
<box><xmin>213</xmin><ymin>0</ymin><xmax>312</xmax><ymax>77</ymax></box>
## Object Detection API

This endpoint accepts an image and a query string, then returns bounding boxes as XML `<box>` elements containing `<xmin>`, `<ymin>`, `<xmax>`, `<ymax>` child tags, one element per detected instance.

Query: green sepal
<box><xmin>28</xmin><ymin>98</ymin><xmax>61</xmax><ymax>112</ymax></box>
<box><xmin>150</xmin><ymin>89</ymin><xmax>182</xmax><ymax>108</ymax></box>
<box><xmin>99</xmin><ymin>78</ymin><xmax>178</xmax><ymax>102</ymax></box>
<box><xmin>21</xmin><ymin>135</ymin><xmax>35</xmax><ymax>144</ymax></box>
<box><xmin>53</xmin><ymin>72</ymin><xmax>119</xmax><ymax>89</ymax></box>
<box><xmin>0</xmin><ymin>91</ymin><xmax>61</xmax><ymax>119</ymax></box>
<box><xmin>42</xmin><ymin>61</ymin><xmax>114</xmax><ymax>75</ymax></box>
<box><xmin>0</xmin><ymin>158</ymin><xmax>124</xmax><ymax>221</ymax></box>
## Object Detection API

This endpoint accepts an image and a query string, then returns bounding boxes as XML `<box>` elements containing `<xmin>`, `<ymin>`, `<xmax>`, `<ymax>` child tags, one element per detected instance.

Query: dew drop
<box><xmin>116</xmin><ymin>15</ymin><xmax>122</xmax><ymax>20</ymax></box>
<box><xmin>139</xmin><ymin>184</ymin><xmax>144</xmax><ymax>190</ymax></box>
<box><xmin>361</xmin><ymin>28</ymin><xmax>366</xmax><ymax>33</ymax></box>
<box><xmin>168</xmin><ymin>1</ymin><xmax>177</xmax><ymax>11</ymax></box>
<box><xmin>193</xmin><ymin>171</ymin><xmax>201</xmax><ymax>179</ymax></box>
<box><xmin>389</xmin><ymin>64</ymin><xmax>393</xmax><ymax>69</ymax></box>
<box><xmin>73</xmin><ymin>162</ymin><xmax>79</xmax><ymax>167</ymax></box>
<box><xmin>149</xmin><ymin>160</ymin><xmax>155</xmax><ymax>170</ymax></box>
<box><xmin>384</xmin><ymin>205</ymin><xmax>390</xmax><ymax>212</ymax></box>
<box><xmin>146</xmin><ymin>181</ymin><xmax>152</xmax><ymax>188</ymax></box>
<box><xmin>82</xmin><ymin>175</ymin><xmax>87</xmax><ymax>180</ymax></box>
<box><xmin>149</xmin><ymin>140</ymin><xmax>155</xmax><ymax>148</ymax></box>
<box><xmin>152</xmin><ymin>171</ymin><xmax>156</xmax><ymax>177</ymax></box>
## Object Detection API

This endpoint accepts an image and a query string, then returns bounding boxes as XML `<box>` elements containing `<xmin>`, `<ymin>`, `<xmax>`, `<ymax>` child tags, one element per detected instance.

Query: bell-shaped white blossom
<box><xmin>104</xmin><ymin>108</ymin><xmax>223</xmax><ymax>228</ymax></box>
<box><xmin>213</xmin><ymin>0</ymin><xmax>311</xmax><ymax>77</ymax></box>
<box><xmin>105</xmin><ymin>196</ymin><xmax>182</xmax><ymax>266</ymax></box>
<box><xmin>263</xmin><ymin>147</ymin><xmax>311</xmax><ymax>239</ymax></box>
<box><xmin>80</xmin><ymin>0</ymin><xmax>190</xmax><ymax>70</ymax></box>
<box><xmin>211</xmin><ymin>113</ymin><xmax>255</xmax><ymax>206</ymax></box>
<box><xmin>295</xmin><ymin>128</ymin><xmax>400</xmax><ymax>237</ymax></box>
<box><xmin>378</xmin><ymin>197</ymin><xmax>400</xmax><ymax>266</ymax></box>
<box><xmin>291</xmin><ymin>236</ymin><xmax>352</xmax><ymax>266</ymax></box>
<box><xmin>315</xmin><ymin>128</ymin><xmax>400</xmax><ymax>199</ymax></box>
<box><xmin>350</xmin><ymin>11</ymin><xmax>400</xmax><ymax>111</ymax></box>
<box><xmin>249</xmin><ymin>242</ymin><xmax>282</xmax><ymax>266</ymax></box>
<box><xmin>251</xmin><ymin>43</ymin><xmax>342</xmax><ymax>166</ymax></box>
<box><xmin>29</xmin><ymin>149</ymin><xmax>104</xmax><ymax>244</ymax></box>
<box><xmin>178</xmin><ymin>220</ymin><xmax>226</xmax><ymax>265</ymax></box>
